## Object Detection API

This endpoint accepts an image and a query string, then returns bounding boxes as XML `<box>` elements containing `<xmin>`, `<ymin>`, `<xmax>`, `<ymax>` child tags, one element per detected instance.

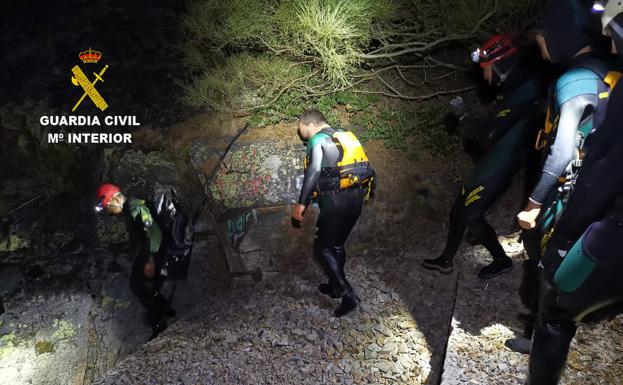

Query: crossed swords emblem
<box><xmin>71</xmin><ymin>65</ymin><xmax>109</xmax><ymax>112</ymax></box>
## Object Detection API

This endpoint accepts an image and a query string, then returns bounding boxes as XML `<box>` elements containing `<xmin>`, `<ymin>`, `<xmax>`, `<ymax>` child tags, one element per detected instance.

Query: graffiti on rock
<box><xmin>226</xmin><ymin>209</ymin><xmax>258</xmax><ymax>250</ymax></box>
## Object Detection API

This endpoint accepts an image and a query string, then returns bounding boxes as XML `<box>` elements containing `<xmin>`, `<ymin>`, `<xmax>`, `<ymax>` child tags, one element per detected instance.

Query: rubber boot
<box><xmin>314</xmin><ymin>244</ymin><xmax>358</xmax><ymax>316</ymax></box>
<box><xmin>147</xmin><ymin>294</ymin><xmax>169</xmax><ymax>340</ymax></box>
<box><xmin>333</xmin><ymin>245</ymin><xmax>358</xmax><ymax>317</ymax></box>
<box><xmin>528</xmin><ymin>321</ymin><xmax>577</xmax><ymax>385</ymax></box>
<box><xmin>334</xmin><ymin>293</ymin><xmax>359</xmax><ymax>318</ymax></box>
<box><xmin>314</xmin><ymin>245</ymin><xmax>348</xmax><ymax>296</ymax></box>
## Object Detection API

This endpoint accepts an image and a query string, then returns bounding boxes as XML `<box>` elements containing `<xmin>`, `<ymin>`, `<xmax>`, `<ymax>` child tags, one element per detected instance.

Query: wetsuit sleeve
<box><xmin>530</xmin><ymin>95</ymin><xmax>594</xmax><ymax>204</ymax></box>
<box><xmin>298</xmin><ymin>140</ymin><xmax>324</xmax><ymax>206</ymax></box>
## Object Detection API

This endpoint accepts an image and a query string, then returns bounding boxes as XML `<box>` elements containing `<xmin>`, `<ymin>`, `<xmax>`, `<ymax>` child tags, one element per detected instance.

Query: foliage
<box><xmin>182</xmin><ymin>54</ymin><xmax>313</xmax><ymax>110</ymax></box>
<box><xmin>181</xmin><ymin>0</ymin><xmax>546</xmax><ymax>112</ymax></box>
<box><xmin>247</xmin><ymin>90</ymin><xmax>378</xmax><ymax>127</ymax></box>
<box><xmin>0</xmin><ymin>102</ymin><xmax>82</xmax><ymax>201</ymax></box>
<box><xmin>351</xmin><ymin>103</ymin><xmax>460</xmax><ymax>156</ymax></box>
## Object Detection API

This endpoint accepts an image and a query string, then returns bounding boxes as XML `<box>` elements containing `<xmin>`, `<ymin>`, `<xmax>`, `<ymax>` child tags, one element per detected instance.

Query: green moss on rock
<box><xmin>35</xmin><ymin>340</ymin><xmax>55</xmax><ymax>355</ymax></box>
<box><xmin>0</xmin><ymin>234</ymin><xmax>30</xmax><ymax>252</ymax></box>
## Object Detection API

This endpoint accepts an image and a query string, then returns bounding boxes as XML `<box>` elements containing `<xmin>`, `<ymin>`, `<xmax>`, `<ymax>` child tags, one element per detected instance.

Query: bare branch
<box><xmin>356</xmin><ymin>0</ymin><xmax>498</xmax><ymax>59</ymax></box>
<box><xmin>354</xmin><ymin>85</ymin><xmax>478</xmax><ymax>101</ymax></box>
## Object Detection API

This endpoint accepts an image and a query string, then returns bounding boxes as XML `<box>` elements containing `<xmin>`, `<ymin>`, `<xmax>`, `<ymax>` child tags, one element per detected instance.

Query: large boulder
<box><xmin>189</xmin><ymin>134</ymin><xmax>305</xmax><ymax>218</ymax></box>
<box><xmin>189</xmin><ymin>124</ymin><xmax>309</xmax><ymax>276</ymax></box>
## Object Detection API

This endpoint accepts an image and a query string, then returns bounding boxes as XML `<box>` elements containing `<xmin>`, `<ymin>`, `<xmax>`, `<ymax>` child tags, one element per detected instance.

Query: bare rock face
<box><xmin>105</xmin><ymin>149</ymin><xmax>179</xmax><ymax>201</ymax></box>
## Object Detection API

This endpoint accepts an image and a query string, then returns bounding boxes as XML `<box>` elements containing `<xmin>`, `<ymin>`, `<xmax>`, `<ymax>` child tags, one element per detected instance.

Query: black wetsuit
<box><xmin>436</xmin><ymin>65</ymin><xmax>545</xmax><ymax>269</ymax></box>
<box><xmin>298</xmin><ymin>127</ymin><xmax>373</xmax><ymax>316</ymax></box>
<box><xmin>529</xmin><ymin>70</ymin><xmax>623</xmax><ymax>385</ymax></box>
<box><xmin>518</xmin><ymin>53</ymin><xmax>619</xmax><ymax>326</ymax></box>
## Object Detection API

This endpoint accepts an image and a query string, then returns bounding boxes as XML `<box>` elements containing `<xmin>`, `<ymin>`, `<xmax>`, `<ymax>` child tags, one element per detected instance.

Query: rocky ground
<box><xmin>3</xmin><ymin>127</ymin><xmax>623</xmax><ymax>385</ymax></box>
<box><xmin>91</xmin><ymin>214</ymin><xmax>623</xmax><ymax>385</ymax></box>
<box><xmin>92</xmin><ymin>149</ymin><xmax>623</xmax><ymax>385</ymax></box>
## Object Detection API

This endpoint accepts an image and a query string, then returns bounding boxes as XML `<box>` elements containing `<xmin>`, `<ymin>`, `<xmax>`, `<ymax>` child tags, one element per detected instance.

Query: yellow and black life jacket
<box><xmin>305</xmin><ymin>127</ymin><xmax>376</xmax><ymax>198</ymax></box>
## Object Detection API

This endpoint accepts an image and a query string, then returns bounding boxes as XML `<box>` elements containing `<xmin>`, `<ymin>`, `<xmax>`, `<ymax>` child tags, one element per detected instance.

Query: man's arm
<box><xmin>517</xmin><ymin>95</ymin><xmax>594</xmax><ymax>229</ymax></box>
<box><xmin>297</xmin><ymin>142</ymin><xmax>324</xmax><ymax>206</ymax></box>
<box><xmin>529</xmin><ymin>95</ymin><xmax>593</xmax><ymax>204</ymax></box>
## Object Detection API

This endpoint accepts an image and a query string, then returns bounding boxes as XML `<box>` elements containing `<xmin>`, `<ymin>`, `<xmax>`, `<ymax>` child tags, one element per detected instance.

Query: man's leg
<box><xmin>331</xmin><ymin>189</ymin><xmax>365</xmax><ymax>317</ymax></box>
<box><xmin>314</xmin><ymin>189</ymin><xmax>364</xmax><ymax>317</ymax></box>
<box><xmin>467</xmin><ymin>217</ymin><xmax>513</xmax><ymax>279</ymax></box>
<box><xmin>422</xmin><ymin>194</ymin><xmax>466</xmax><ymax>273</ymax></box>
<box><xmin>528</xmin><ymin>319</ymin><xmax>577</xmax><ymax>385</ymax></box>
<box><xmin>130</xmin><ymin>258</ymin><xmax>168</xmax><ymax>339</ymax></box>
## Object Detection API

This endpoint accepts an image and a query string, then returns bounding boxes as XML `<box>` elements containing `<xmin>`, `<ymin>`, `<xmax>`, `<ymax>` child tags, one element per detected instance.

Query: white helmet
<box><xmin>594</xmin><ymin>0</ymin><xmax>623</xmax><ymax>33</ymax></box>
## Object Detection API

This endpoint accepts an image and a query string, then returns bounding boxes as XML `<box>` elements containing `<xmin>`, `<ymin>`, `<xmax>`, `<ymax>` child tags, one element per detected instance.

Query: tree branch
<box><xmin>354</xmin><ymin>85</ymin><xmax>478</xmax><ymax>101</ymax></box>
<box><xmin>356</xmin><ymin>0</ymin><xmax>498</xmax><ymax>59</ymax></box>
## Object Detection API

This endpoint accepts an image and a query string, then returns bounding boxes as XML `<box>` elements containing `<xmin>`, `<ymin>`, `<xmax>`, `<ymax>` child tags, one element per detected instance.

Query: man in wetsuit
<box><xmin>509</xmin><ymin>0</ymin><xmax>620</xmax><ymax>355</ymax></box>
<box><xmin>422</xmin><ymin>35</ymin><xmax>548</xmax><ymax>279</ymax></box>
<box><xmin>96</xmin><ymin>183</ymin><xmax>173</xmax><ymax>339</ymax></box>
<box><xmin>517</xmin><ymin>0</ymin><xmax>615</xmax><ymax>234</ymax></box>
<box><xmin>527</xmin><ymin>2</ymin><xmax>623</xmax><ymax>383</ymax></box>
<box><xmin>292</xmin><ymin>109</ymin><xmax>375</xmax><ymax>317</ymax></box>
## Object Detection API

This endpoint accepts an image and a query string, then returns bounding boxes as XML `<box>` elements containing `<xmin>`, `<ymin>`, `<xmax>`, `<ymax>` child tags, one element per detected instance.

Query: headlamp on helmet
<box><xmin>95</xmin><ymin>183</ymin><xmax>121</xmax><ymax>213</ymax></box>
<box><xmin>592</xmin><ymin>0</ymin><xmax>608</xmax><ymax>13</ymax></box>
<box><xmin>470</xmin><ymin>35</ymin><xmax>517</xmax><ymax>68</ymax></box>
<box><xmin>471</xmin><ymin>48</ymin><xmax>482</xmax><ymax>63</ymax></box>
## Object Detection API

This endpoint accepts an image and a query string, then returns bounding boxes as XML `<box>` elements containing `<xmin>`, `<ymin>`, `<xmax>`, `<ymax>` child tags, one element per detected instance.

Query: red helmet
<box><xmin>96</xmin><ymin>183</ymin><xmax>121</xmax><ymax>211</ymax></box>
<box><xmin>471</xmin><ymin>35</ymin><xmax>518</xmax><ymax>68</ymax></box>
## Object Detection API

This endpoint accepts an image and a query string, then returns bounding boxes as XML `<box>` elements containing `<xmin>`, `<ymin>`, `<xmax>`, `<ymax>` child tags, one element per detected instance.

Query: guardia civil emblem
<box><xmin>70</xmin><ymin>48</ymin><xmax>109</xmax><ymax>112</ymax></box>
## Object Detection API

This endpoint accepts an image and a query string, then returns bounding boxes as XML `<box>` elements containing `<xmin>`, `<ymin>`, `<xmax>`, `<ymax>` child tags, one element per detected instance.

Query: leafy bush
<box><xmin>182</xmin><ymin>0</ymin><xmax>546</xmax><ymax>113</ymax></box>
<box><xmin>351</xmin><ymin>103</ymin><xmax>460</xmax><ymax>156</ymax></box>
<box><xmin>247</xmin><ymin>90</ymin><xmax>378</xmax><ymax>127</ymax></box>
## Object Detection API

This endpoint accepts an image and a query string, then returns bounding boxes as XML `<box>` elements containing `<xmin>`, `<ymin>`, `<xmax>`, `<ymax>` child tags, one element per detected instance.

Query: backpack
<box><xmin>155</xmin><ymin>189</ymin><xmax>204</xmax><ymax>280</ymax></box>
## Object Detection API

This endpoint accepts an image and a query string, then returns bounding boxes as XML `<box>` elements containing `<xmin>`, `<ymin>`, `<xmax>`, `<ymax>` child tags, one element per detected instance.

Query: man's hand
<box><xmin>144</xmin><ymin>258</ymin><xmax>155</xmax><ymax>279</ymax></box>
<box><xmin>517</xmin><ymin>201</ymin><xmax>543</xmax><ymax>230</ymax></box>
<box><xmin>291</xmin><ymin>204</ymin><xmax>306</xmax><ymax>222</ymax></box>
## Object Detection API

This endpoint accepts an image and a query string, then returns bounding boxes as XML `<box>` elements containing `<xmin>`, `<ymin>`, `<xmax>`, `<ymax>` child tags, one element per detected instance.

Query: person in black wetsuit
<box><xmin>526</xmin><ymin>2</ymin><xmax>623</xmax><ymax>383</ymax></box>
<box><xmin>422</xmin><ymin>35</ymin><xmax>548</xmax><ymax>279</ymax></box>
<box><xmin>292</xmin><ymin>109</ymin><xmax>375</xmax><ymax>317</ymax></box>
<box><xmin>96</xmin><ymin>183</ymin><xmax>173</xmax><ymax>339</ymax></box>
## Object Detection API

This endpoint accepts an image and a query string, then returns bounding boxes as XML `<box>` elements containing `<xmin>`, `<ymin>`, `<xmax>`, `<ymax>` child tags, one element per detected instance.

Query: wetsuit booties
<box><xmin>314</xmin><ymin>244</ymin><xmax>359</xmax><ymax>317</ymax></box>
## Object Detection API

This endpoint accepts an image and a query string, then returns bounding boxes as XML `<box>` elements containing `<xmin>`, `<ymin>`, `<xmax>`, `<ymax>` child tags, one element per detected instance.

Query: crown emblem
<box><xmin>79</xmin><ymin>48</ymin><xmax>102</xmax><ymax>64</ymax></box>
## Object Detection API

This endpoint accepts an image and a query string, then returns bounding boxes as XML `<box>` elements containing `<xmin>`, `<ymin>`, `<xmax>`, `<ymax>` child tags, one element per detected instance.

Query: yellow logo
<box><xmin>464</xmin><ymin>185</ymin><xmax>485</xmax><ymax>206</ymax></box>
<box><xmin>496</xmin><ymin>108</ymin><xmax>511</xmax><ymax>118</ymax></box>
<box><xmin>70</xmin><ymin>48</ymin><xmax>109</xmax><ymax>112</ymax></box>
